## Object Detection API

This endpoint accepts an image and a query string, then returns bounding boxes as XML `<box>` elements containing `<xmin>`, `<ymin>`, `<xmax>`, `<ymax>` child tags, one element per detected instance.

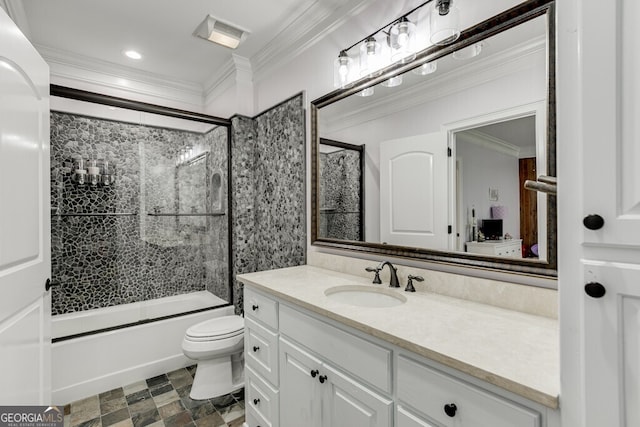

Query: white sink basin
<box><xmin>324</xmin><ymin>285</ymin><xmax>407</xmax><ymax>308</ymax></box>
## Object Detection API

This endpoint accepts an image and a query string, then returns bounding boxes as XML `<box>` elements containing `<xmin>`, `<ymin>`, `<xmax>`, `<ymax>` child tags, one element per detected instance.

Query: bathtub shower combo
<box><xmin>50</xmin><ymin>90</ymin><xmax>238</xmax><ymax>404</ymax></box>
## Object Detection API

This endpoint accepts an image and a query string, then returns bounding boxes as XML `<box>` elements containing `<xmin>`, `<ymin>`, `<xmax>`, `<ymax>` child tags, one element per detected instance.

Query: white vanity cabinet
<box><xmin>279</xmin><ymin>305</ymin><xmax>393</xmax><ymax>427</ymax></box>
<box><xmin>279</xmin><ymin>337</ymin><xmax>393</xmax><ymax>427</ymax></box>
<box><xmin>244</xmin><ymin>288</ymin><xmax>280</xmax><ymax>427</ymax></box>
<box><xmin>242</xmin><ymin>283</ymin><xmax>554</xmax><ymax>427</ymax></box>
<box><xmin>397</xmin><ymin>355</ymin><xmax>540</xmax><ymax>427</ymax></box>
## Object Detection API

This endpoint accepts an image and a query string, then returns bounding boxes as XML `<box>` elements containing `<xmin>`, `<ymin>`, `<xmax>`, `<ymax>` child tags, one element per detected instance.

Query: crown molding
<box><xmin>203</xmin><ymin>0</ymin><xmax>371</xmax><ymax>100</ymax></box>
<box><xmin>321</xmin><ymin>37</ymin><xmax>546</xmax><ymax>134</ymax></box>
<box><xmin>36</xmin><ymin>44</ymin><xmax>205</xmax><ymax>108</ymax></box>
<box><xmin>2</xmin><ymin>0</ymin><xmax>31</xmax><ymax>38</ymax></box>
<box><xmin>459</xmin><ymin>130</ymin><xmax>521</xmax><ymax>157</ymax></box>
<box><xmin>203</xmin><ymin>59</ymin><xmax>236</xmax><ymax>107</ymax></box>
<box><xmin>251</xmin><ymin>0</ymin><xmax>372</xmax><ymax>81</ymax></box>
<box><xmin>232</xmin><ymin>54</ymin><xmax>253</xmax><ymax>84</ymax></box>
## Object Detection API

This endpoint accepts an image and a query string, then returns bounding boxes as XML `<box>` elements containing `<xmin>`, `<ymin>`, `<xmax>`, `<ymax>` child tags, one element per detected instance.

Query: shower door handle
<box><xmin>45</xmin><ymin>278</ymin><xmax>60</xmax><ymax>291</ymax></box>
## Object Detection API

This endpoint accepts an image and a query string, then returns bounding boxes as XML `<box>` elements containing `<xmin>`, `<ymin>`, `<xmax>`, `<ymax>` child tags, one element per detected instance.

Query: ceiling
<box><xmin>2</xmin><ymin>0</ymin><xmax>365</xmax><ymax>92</ymax></box>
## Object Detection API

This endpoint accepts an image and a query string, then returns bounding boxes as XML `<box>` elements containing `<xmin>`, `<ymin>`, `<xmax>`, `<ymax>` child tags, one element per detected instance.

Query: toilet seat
<box><xmin>185</xmin><ymin>315</ymin><xmax>244</xmax><ymax>342</ymax></box>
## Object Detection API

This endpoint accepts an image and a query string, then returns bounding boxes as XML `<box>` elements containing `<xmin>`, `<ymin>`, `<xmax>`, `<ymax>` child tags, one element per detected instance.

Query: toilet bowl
<box><xmin>182</xmin><ymin>315</ymin><xmax>245</xmax><ymax>400</ymax></box>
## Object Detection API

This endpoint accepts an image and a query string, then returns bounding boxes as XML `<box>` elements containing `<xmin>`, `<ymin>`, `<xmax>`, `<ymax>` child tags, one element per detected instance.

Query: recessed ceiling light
<box><xmin>123</xmin><ymin>50</ymin><xmax>143</xmax><ymax>60</ymax></box>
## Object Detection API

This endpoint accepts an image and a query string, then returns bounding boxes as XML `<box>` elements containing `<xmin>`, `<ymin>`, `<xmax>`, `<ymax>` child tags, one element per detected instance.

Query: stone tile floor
<box><xmin>64</xmin><ymin>366</ymin><xmax>245</xmax><ymax>427</ymax></box>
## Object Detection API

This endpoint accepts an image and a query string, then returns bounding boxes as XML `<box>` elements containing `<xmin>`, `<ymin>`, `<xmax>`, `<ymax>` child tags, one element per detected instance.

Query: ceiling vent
<box><xmin>193</xmin><ymin>15</ymin><xmax>248</xmax><ymax>49</ymax></box>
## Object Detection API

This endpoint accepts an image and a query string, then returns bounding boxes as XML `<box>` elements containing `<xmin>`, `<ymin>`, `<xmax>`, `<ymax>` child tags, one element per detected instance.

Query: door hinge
<box><xmin>447</xmin><ymin>147</ymin><xmax>452</xmax><ymax>157</ymax></box>
<box><xmin>448</xmin><ymin>225</ymin><xmax>452</xmax><ymax>234</ymax></box>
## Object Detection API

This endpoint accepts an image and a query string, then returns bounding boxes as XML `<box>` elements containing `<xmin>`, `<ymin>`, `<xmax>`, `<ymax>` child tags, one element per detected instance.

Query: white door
<box><xmin>379</xmin><ymin>133</ymin><xmax>448</xmax><ymax>249</ymax></box>
<box><xmin>558</xmin><ymin>0</ymin><xmax>640</xmax><ymax>425</ymax></box>
<box><xmin>0</xmin><ymin>9</ymin><xmax>51</xmax><ymax>404</ymax></box>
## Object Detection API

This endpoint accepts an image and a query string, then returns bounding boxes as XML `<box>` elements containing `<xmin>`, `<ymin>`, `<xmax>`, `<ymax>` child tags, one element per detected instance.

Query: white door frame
<box><xmin>441</xmin><ymin>101</ymin><xmax>547</xmax><ymax>258</ymax></box>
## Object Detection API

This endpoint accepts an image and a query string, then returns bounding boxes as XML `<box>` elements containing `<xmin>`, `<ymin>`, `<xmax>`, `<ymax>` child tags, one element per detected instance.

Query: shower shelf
<box><xmin>146</xmin><ymin>213</ymin><xmax>225</xmax><ymax>217</ymax></box>
<box><xmin>55</xmin><ymin>212</ymin><xmax>138</xmax><ymax>217</ymax></box>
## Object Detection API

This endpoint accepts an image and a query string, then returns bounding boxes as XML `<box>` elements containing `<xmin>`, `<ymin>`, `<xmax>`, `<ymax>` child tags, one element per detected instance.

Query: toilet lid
<box><xmin>185</xmin><ymin>315</ymin><xmax>244</xmax><ymax>340</ymax></box>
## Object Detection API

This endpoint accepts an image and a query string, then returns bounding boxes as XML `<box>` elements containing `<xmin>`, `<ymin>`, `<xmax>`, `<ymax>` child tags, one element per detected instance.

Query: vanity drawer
<box><xmin>279</xmin><ymin>304</ymin><xmax>392</xmax><ymax>393</ymax></box>
<box><xmin>246</xmin><ymin>365</ymin><xmax>279</xmax><ymax>427</ymax></box>
<box><xmin>245</xmin><ymin>287</ymin><xmax>278</xmax><ymax>330</ymax></box>
<box><xmin>397</xmin><ymin>405</ymin><xmax>438</xmax><ymax>427</ymax></box>
<box><xmin>397</xmin><ymin>355</ymin><xmax>540</xmax><ymax>427</ymax></box>
<box><xmin>245</xmin><ymin>317</ymin><xmax>279</xmax><ymax>386</ymax></box>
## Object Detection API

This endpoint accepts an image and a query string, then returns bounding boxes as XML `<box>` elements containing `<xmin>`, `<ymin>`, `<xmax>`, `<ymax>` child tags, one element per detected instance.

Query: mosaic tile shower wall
<box><xmin>319</xmin><ymin>149</ymin><xmax>362</xmax><ymax>241</ymax></box>
<box><xmin>50</xmin><ymin>112</ymin><xmax>229</xmax><ymax>315</ymax></box>
<box><xmin>253</xmin><ymin>95</ymin><xmax>307</xmax><ymax>272</ymax></box>
<box><xmin>230</xmin><ymin>115</ymin><xmax>257</xmax><ymax>312</ymax></box>
<box><xmin>230</xmin><ymin>94</ymin><xmax>307</xmax><ymax>311</ymax></box>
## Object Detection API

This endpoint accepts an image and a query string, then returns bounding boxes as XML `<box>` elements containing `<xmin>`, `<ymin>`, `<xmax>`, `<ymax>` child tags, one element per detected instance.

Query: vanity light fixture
<box><xmin>193</xmin><ymin>15</ymin><xmax>248</xmax><ymax>49</ymax></box>
<box><xmin>413</xmin><ymin>60</ymin><xmax>438</xmax><ymax>75</ymax></box>
<box><xmin>332</xmin><ymin>0</ymin><xmax>462</xmax><ymax>88</ymax></box>
<box><xmin>359</xmin><ymin>36</ymin><xmax>383</xmax><ymax>78</ymax></box>
<box><xmin>453</xmin><ymin>42</ymin><xmax>483</xmax><ymax>60</ymax></box>
<box><xmin>382</xmin><ymin>75</ymin><xmax>403</xmax><ymax>88</ymax></box>
<box><xmin>388</xmin><ymin>17</ymin><xmax>417</xmax><ymax>63</ymax></box>
<box><xmin>430</xmin><ymin>0</ymin><xmax>461</xmax><ymax>46</ymax></box>
<box><xmin>333</xmin><ymin>50</ymin><xmax>355</xmax><ymax>89</ymax></box>
<box><xmin>357</xmin><ymin>87</ymin><xmax>375</xmax><ymax>97</ymax></box>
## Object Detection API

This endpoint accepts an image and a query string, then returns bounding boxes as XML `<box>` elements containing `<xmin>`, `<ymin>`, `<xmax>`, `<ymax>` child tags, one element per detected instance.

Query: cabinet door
<box><xmin>559</xmin><ymin>0</ymin><xmax>640</xmax><ymax>425</ymax></box>
<box><xmin>579</xmin><ymin>0</ymin><xmax>640</xmax><ymax>246</ymax></box>
<box><xmin>582</xmin><ymin>261</ymin><xmax>640</xmax><ymax>427</ymax></box>
<box><xmin>279</xmin><ymin>337</ymin><xmax>322</xmax><ymax>427</ymax></box>
<box><xmin>322</xmin><ymin>363</ymin><xmax>393</xmax><ymax>427</ymax></box>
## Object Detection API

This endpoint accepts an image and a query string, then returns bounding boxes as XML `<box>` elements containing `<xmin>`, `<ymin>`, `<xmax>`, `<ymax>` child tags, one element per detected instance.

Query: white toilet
<box><xmin>182</xmin><ymin>315</ymin><xmax>245</xmax><ymax>400</ymax></box>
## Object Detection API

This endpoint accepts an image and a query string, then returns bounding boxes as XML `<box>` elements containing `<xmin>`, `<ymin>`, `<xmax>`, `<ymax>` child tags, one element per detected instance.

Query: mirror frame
<box><xmin>311</xmin><ymin>0</ymin><xmax>556</xmax><ymax>278</ymax></box>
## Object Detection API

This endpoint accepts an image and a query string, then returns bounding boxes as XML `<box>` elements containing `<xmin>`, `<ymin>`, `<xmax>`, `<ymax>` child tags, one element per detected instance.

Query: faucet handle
<box><xmin>365</xmin><ymin>266</ymin><xmax>382</xmax><ymax>284</ymax></box>
<box><xmin>405</xmin><ymin>275</ymin><xmax>424</xmax><ymax>292</ymax></box>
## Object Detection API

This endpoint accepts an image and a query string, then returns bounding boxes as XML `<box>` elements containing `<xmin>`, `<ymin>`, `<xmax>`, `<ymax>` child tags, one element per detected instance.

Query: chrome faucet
<box><xmin>377</xmin><ymin>261</ymin><xmax>400</xmax><ymax>288</ymax></box>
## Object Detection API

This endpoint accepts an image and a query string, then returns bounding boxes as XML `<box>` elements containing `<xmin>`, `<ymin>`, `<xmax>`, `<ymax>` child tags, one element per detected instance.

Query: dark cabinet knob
<box><xmin>253</xmin><ymin>346</ymin><xmax>260</xmax><ymax>352</ymax></box>
<box><xmin>310</xmin><ymin>369</ymin><xmax>319</xmax><ymax>378</ymax></box>
<box><xmin>585</xmin><ymin>282</ymin><xmax>606</xmax><ymax>298</ymax></box>
<box><xmin>252</xmin><ymin>304</ymin><xmax>259</xmax><ymax>311</ymax></box>
<box><xmin>583</xmin><ymin>214</ymin><xmax>604</xmax><ymax>230</ymax></box>
<box><xmin>444</xmin><ymin>403</ymin><xmax>457</xmax><ymax>417</ymax></box>
<box><xmin>253</xmin><ymin>398</ymin><xmax>260</xmax><ymax>405</ymax></box>
<box><xmin>318</xmin><ymin>375</ymin><xmax>327</xmax><ymax>384</ymax></box>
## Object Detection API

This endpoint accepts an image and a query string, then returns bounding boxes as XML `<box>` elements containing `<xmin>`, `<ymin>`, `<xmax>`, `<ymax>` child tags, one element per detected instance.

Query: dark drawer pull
<box><xmin>253</xmin><ymin>398</ymin><xmax>260</xmax><ymax>405</ymax></box>
<box><xmin>253</xmin><ymin>346</ymin><xmax>260</xmax><ymax>352</ymax></box>
<box><xmin>444</xmin><ymin>403</ymin><xmax>457</xmax><ymax>417</ymax></box>
<box><xmin>310</xmin><ymin>369</ymin><xmax>319</xmax><ymax>378</ymax></box>
<box><xmin>252</xmin><ymin>304</ymin><xmax>259</xmax><ymax>311</ymax></box>
<box><xmin>318</xmin><ymin>375</ymin><xmax>327</xmax><ymax>384</ymax></box>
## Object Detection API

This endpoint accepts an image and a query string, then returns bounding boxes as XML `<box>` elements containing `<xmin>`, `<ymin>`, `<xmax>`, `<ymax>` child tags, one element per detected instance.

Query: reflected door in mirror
<box><xmin>380</xmin><ymin>133</ymin><xmax>448</xmax><ymax>249</ymax></box>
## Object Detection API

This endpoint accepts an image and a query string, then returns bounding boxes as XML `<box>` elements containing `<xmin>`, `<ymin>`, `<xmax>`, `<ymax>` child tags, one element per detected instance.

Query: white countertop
<box><xmin>237</xmin><ymin>265</ymin><xmax>559</xmax><ymax>409</ymax></box>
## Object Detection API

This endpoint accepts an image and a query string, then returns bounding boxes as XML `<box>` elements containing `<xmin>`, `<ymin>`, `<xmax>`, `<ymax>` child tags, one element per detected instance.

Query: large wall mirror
<box><xmin>311</xmin><ymin>0</ymin><xmax>556</xmax><ymax>277</ymax></box>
